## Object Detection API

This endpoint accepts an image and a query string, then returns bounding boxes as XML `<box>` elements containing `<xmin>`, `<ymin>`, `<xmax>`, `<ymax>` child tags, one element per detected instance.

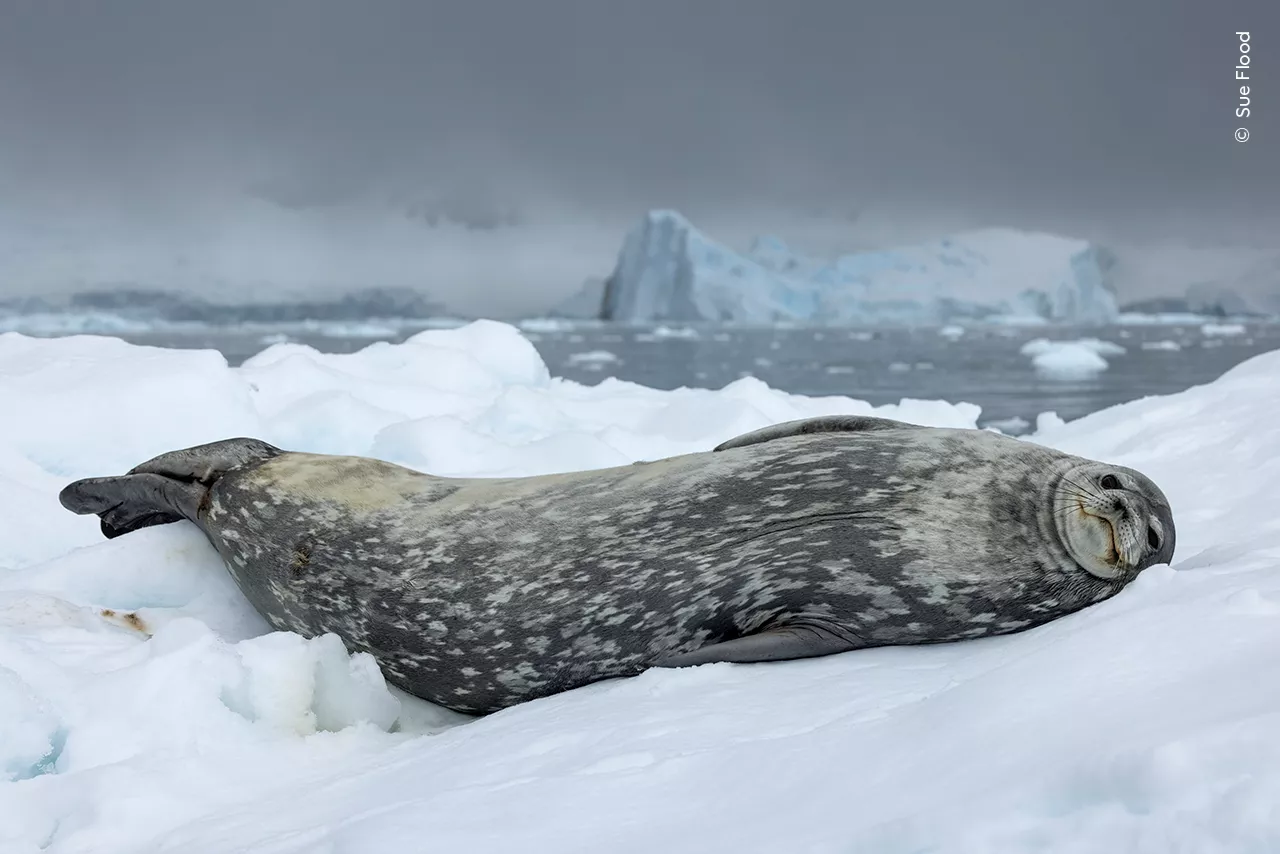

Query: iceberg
<box><xmin>600</xmin><ymin>210</ymin><xmax>1120</xmax><ymax>325</ymax></box>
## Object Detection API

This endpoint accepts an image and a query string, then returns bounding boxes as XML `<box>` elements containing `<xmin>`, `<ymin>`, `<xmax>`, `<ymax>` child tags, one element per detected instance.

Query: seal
<box><xmin>59</xmin><ymin>416</ymin><xmax>1176</xmax><ymax>715</ymax></box>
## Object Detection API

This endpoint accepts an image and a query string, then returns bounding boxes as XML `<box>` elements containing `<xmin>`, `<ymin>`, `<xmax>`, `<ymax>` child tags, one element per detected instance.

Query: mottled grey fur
<box><xmin>60</xmin><ymin>417</ymin><xmax>1176</xmax><ymax>715</ymax></box>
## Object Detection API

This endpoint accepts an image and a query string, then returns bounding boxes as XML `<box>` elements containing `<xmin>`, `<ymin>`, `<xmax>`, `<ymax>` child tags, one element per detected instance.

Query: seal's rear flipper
<box><xmin>651</xmin><ymin>622</ymin><xmax>858</xmax><ymax>668</ymax></box>
<box><xmin>60</xmin><ymin>438</ymin><xmax>284</xmax><ymax>539</ymax></box>
<box><xmin>127</xmin><ymin>437</ymin><xmax>282</xmax><ymax>483</ymax></box>
<box><xmin>60</xmin><ymin>473</ymin><xmax>208</xmax><ymax>539</ymax></box>
<box><xmin>714</xmin><ymin>415</ymin><xmax>924</xmax><ymax>452</ymax></box>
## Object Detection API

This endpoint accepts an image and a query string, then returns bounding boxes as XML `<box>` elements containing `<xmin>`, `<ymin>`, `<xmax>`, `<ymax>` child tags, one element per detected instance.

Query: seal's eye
<box><xmin>1147</xmin><ymin>526</ymin><xmax>1160</xmax><ymax>551</ymax></box>
<box><xmin>1099</xmin><ymin>474</ymin><xmax>1121</xmax><ymax>490</ymax></box>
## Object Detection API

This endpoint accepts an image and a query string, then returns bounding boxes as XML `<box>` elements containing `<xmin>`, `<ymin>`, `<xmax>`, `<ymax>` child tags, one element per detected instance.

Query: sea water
<box><xmin>99</xmin><ymin>321</ymin><xmax>1279</xmax><ymax>431</ymax></box>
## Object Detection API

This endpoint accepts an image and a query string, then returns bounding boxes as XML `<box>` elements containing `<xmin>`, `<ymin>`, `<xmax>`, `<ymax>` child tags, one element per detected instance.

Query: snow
<box><xmin>1019</xmin><ymin>337</ymin><xmax>1127</xmax><ymax>380</ymax></box>
<box><xmin>1</xmin><ymin>322</ymin><xmax>1279</xmax><ymax>852</ymax></box>
<box><xmin>601</xmin><ymin>210</ymin><xmax>1120</xmax><ymax>325</ymax></box>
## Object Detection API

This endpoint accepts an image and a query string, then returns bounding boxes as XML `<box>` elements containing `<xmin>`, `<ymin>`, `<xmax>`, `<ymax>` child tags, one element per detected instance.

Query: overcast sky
<box><xmin>1</xmin><ymin>0</ymin><xmax>1276</xmax><ymax>314</ymax></box>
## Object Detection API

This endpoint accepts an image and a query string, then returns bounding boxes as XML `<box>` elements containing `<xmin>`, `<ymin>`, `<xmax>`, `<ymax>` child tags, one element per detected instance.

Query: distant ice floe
<box><xmin>634</xmin><ymin>325</ymin><xmax>701</xmax><ymax>342</ymax></box>
<box><xmin>1029</xmin><ymin>346</ymin><xmax>1109</xmax><ymax>380</ymax></box>
<box><xmin>517</xmin><ymin>317</ymin><xmax>585</xmax><ymax>333</ymax></box>
<box><xmin>0</xmin><ymin>312</ymin><xmax>159</xmax><ymax>336</ymax></box>
<box><xmin>1021</xmin><ymin>337</ymin><xmax>1127</xmax><ymax>358</ymax></box>
<box><xmin>565</xmin><ymin>350</ymin><xmax>620</xmax><ymax>370</ymax></box>
<box><xmin>0</xmin><ymin>312</ymin><xmax>463</xmax><ymax>339</ymax></box>
<box><xmin>1117</xmin><ymin>312</ymin><xmax>1222</xmax><ymax>326</ymax></box>
<box><xmin>650</xmin><ymin>325</ymin><xmax>700</xmax><ymax>339</ymax></box>
<box><xmin>983</xmin><ymin>314</ymin><xmax>1051</xmax><ymax>326</ymax></box>
<box><xmin>1201</xmin><ymin>322</ymin><xmax>1247</xmax><ymax>337</ymax></box>
<box><xmin>1141</xmin><ymin>339</ymin><xmax>1183</xmax><ymax>352</ymax></box>
<box><xmin>1020</xmin><ymin>337</ymin><xmax>1127</xmax><ymax>380</ymax></box>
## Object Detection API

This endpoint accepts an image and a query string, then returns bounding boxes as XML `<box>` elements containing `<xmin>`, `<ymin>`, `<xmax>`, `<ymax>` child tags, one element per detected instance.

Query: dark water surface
<box><xmin>108</xmin><ymin>321</ymin><xmax>1279</xmax><ymax>431</ymax></box>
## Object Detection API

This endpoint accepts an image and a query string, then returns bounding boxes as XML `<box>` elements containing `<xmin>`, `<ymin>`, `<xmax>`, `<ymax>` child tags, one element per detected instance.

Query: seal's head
<box><xmin>1055</xmin><ymin>461</ymin><xmax>1176</xmax><ymax>581</ymax></box>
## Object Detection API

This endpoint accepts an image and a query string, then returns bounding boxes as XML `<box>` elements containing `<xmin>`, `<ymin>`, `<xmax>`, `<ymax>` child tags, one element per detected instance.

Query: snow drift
<box><xmin>0</xmin><ymin>323</ymin><xmax>1278</xmax><ymax>853</ymax></box>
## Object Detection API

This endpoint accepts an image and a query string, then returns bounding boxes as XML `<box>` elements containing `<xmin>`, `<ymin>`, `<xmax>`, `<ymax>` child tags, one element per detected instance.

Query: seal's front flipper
<box><xmin>652</xmin><ymin>623</ymin><xmax>858</xmax><ymax>668</ymax></box>
<box><xmin>127</xmin><ymin>437</ymin><xmax>282</xmax><ymax>483</ymax></box>
<box><xmin>714</xmin><ymin>415</ymin><xmax>924</xmax><ymax>452</ymax></box>
<box><xmin>60</xmin><ymin>473</ymin><xmax>208</xmax><ymax>539</ymax></box>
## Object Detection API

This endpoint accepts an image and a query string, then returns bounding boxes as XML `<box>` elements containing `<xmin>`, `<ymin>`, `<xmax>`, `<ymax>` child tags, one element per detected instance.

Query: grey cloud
<box><xmin>1</xmin><ymin>0</ymin><xmax>1276</xmax><ymax>316</ymax></box>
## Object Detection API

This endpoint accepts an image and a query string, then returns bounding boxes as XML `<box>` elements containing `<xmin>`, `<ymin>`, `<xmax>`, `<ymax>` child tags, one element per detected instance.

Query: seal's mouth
<box><xmin>1077</xmin><ymin>500</ymin><xmax>1123</xmax><ymax>569</ymax></box>
<box><xmin>1101</xmin><ymin>519</ymin><xmax>1121</xmax><ymax>567</ymax></box>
